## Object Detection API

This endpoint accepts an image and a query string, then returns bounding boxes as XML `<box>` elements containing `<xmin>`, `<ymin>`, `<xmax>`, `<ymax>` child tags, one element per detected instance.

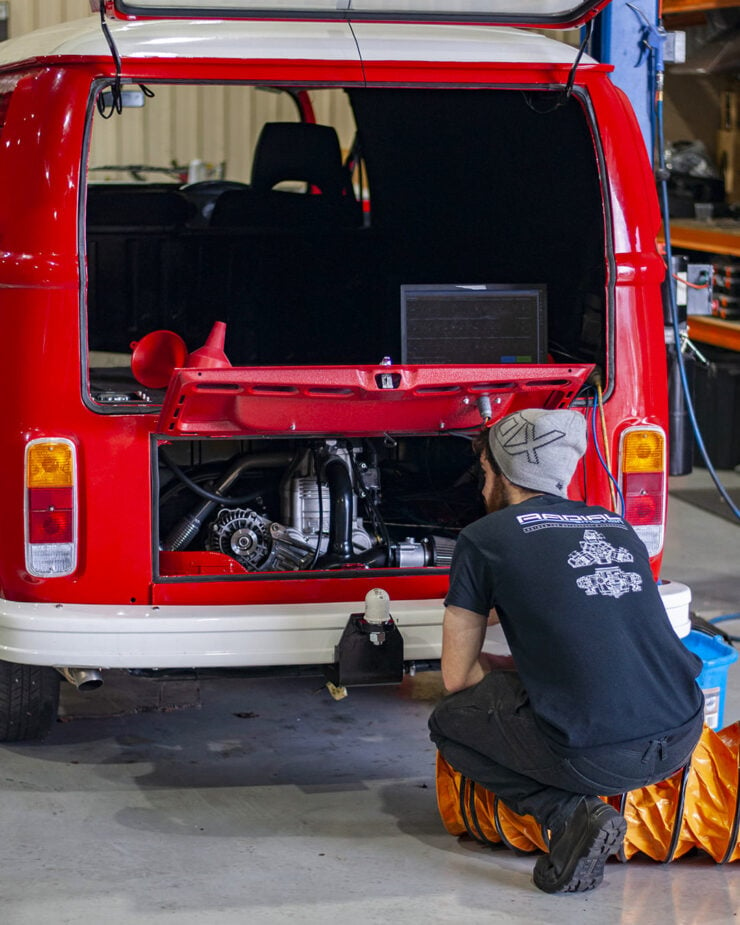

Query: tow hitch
<box><xmin>324</xmin><ymin>589</ymin><xmax>404</xmax><ymax>695</ymax></box>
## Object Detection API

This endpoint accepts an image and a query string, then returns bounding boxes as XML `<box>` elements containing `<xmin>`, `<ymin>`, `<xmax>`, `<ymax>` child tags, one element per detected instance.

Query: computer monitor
<box><xmin>400</xmin><ymin>283</ymin><xmax>547</xmax><ymax>364</ymax></box>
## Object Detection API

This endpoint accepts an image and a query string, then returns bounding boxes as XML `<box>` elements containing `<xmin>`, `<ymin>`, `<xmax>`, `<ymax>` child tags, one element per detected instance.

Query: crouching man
<box><xmin>429</xmin><ymin>409</ymin><xmax>704</xmax><ymax>893</ymax></box>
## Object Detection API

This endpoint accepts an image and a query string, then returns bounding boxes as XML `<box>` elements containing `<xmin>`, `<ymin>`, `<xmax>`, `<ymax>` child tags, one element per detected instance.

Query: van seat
<box><xmin>87</xmin><ymin>186</ymin><xmax>194</xmax><ymax>227</ymax></box>
<box><xmin>210</xmin><ymin>122</ymin><xmax>361</xmax><ymax>228</ymax></box>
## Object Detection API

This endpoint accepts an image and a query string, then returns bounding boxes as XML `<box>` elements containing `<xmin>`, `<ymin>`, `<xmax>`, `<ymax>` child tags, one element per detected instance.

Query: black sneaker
<box><xmin>532</xmin><ymin>798</ymin><xmax>626</xmax><ymax>894</ymax></box>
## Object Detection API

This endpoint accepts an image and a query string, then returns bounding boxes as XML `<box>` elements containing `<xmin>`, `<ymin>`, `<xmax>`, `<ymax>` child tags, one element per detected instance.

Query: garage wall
<box><xmin>88</xmin><ymin>85</ymin><xmax>316</xmax><ymax>185</ymax></box>
<box><xmin>5</xmin><ymin>1</ymin><xmax>354</xmax><ymax>183</ymax></box>
<box><xmin>7</xmin><ymin>0</ymin><xmax>91</xmax><ymax>37</ymax></box>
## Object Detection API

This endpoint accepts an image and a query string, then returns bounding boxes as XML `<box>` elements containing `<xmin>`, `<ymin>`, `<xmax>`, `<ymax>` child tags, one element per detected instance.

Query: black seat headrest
<box><xmin>251</xmin><ymin>122</ymin><xmax>348</xmax><ymax>199</ymax></box>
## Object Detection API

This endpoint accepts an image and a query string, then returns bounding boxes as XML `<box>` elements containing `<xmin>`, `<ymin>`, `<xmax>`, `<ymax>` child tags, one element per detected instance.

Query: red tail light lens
<box><xmin>622</xmin><ymin>471</ymin><xmax>665</xmax><ymax>525</ymax></box>
<box><xmin>24</xmin><ymin>439</ymin><xmax>78</xmax><ymax>577</ymax></box>
<box><xmin>29</xmin><ymin>508</ymin><xmax>74</xmax><ymax>544</ymax></box>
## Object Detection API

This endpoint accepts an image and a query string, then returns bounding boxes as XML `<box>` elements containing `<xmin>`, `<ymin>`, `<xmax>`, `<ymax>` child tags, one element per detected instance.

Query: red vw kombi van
<box><xmin>0</xmin><ymin>1</ymin><xmax>682</xmax><ymax>740</ymax></box>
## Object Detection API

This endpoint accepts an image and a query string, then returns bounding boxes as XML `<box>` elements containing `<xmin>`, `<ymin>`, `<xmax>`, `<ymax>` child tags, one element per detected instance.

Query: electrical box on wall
<box><xmin>669</xmin><ymin>257</ymin><xmax>713</xmax><ymax>319</ymax></box>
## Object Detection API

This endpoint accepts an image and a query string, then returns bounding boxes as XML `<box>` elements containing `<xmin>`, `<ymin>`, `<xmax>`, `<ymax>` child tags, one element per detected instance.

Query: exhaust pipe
<box><xmin>57</xmin><ymin>667</ymin><xmax>103</xmax><ymax>691</ymax></box>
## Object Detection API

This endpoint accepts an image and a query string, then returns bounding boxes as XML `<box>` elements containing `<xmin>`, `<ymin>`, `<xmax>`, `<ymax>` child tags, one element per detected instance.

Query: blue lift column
<box><xmin>593</xmin><ymin>4</ymin><xmax>706</xmax><ymax>480</ymax></box>
<box><xmin>591</xmin><ymin>0</ymin><xmax>660</xmax><ymax>163</ymax></box>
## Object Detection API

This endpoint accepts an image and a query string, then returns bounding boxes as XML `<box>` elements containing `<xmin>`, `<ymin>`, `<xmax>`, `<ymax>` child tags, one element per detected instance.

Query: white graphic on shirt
<box><xmin>576</xmin><ymin>567</ymin><xmax>643</xmax><ymax>598</ymax></box>
<box><xmin>567</xmin><ymin>529</ymin><xmax>633</xmax><ymax>568</ymax></box>
<box><xmin>568</xmin><ymin>530</ymin><xmax>643</xmax><ymax>599</ymax></box>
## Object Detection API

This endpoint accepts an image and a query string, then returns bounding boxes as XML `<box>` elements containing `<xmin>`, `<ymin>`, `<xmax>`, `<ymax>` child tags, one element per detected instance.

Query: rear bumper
<box><xmin>0</xmin><ymin>597</ymin><xmax>445</xmax><ymax>669</ymax></box>
<box><xmin>0</xmin><ymin>580</ymin><xmax>691</xmax><ymax>669</ymax></box>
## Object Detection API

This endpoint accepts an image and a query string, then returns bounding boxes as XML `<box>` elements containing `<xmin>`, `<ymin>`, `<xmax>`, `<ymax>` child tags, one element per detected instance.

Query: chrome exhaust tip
<box><xmin>57</xmin><ymin>667</ymin><xmax>104</xmax><ymax>691</ymax></box>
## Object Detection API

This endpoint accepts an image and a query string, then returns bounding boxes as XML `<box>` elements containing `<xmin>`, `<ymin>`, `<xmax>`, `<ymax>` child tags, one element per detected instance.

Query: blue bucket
<box><xmin>682</xmin><ymin>630</ymin><xmax>739</xmax><ymax>730</ymax></box>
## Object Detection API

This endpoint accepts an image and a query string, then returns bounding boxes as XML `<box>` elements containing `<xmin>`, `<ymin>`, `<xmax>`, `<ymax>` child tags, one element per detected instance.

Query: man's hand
<box><xmin>440</xmin><ymin>604</ymin><xmax>489</xmax><ymax>693</ymax></box>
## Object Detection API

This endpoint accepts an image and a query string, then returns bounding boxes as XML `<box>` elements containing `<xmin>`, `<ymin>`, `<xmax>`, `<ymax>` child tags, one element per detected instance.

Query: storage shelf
<box><xmin>663</xmin><ymin>0</ymin><xmax>739</xmax><ymax>12</ymax></box>
<box><xmin>665</xmin><ymin>220</ymin><xmax>740</xmax><ymax>258</ymax></box>
<box><xmin>688</xmin><ymin>315</ymin><xmax>740</xmax><ymax>352</ymax></box>
<box><xmin>662</xmin><ymin>222</ymin><xmax>740</xmax><ymax>352</ymax></box>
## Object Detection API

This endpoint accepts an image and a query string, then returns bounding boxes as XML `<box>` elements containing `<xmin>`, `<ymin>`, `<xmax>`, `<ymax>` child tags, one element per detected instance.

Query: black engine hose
<box><xmin>161</xmin><ymin>450</ymin><xmax>291</xmax><ymax>551</ymax></box>
<box><xmin>161</xmin><ymin>449</ymin><xmax>289</xmax><ymax>506</ymax></box>
<box><xmin>321</xmin><ymin>455</ymin><xmax>354</xmax><ymax>563</ymax></box>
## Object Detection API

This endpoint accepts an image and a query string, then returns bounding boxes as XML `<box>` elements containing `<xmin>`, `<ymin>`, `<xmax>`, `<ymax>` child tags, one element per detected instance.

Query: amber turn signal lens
<box><xmin>621</xmin><ymin>430</ymin><xmax>664</xmax><ymax>473</ymax></box>
<box><xmin>26</xmin><ymin>441</ymin><xmax>74</xmax><ymax>488</ymax></box>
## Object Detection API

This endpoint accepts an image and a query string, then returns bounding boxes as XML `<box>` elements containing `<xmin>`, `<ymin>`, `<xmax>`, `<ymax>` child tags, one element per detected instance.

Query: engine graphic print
<box><xmin>568</xmin><ymin>530</ymin><xmax>643</xmax><ymax>599</ymax></box>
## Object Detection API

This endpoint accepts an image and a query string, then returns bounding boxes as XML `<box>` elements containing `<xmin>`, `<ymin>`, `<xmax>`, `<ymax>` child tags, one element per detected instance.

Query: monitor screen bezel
<box><xmin>400</xmin><ymin>282</ymin><xmax>548</xmax><ymax>365</ymax></box>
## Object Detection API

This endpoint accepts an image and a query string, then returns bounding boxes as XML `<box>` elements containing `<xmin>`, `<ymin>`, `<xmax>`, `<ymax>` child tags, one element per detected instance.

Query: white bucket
<box><xmin>659</xmin><ymin>580</ymin><xmax>692</xmax><ymax>638</ymax></box>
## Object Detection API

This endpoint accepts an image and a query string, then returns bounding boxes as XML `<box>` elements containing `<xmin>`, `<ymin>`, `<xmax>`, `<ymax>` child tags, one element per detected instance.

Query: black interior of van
<box><xmin>86</xmin><ymin>87</ymin><xmax>606</xmax><ymax>397</ymax></box>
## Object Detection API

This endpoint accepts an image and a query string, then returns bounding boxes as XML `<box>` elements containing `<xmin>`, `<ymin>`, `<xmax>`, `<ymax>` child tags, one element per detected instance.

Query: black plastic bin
<box><xmin>692</xmin><ymin>345</ymin><xmax>740</xmax><ymax>470</ymax></box>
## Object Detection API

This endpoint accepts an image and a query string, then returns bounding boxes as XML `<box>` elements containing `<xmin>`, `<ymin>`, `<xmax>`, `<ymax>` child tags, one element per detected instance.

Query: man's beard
<box><xmin>484</xmin><ymin>480</ymin><xmax>509</xmax><ymax>514</ymax></box>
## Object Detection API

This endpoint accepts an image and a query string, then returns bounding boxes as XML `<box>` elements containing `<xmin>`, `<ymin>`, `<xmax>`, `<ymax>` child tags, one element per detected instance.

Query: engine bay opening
<box><xmin>156</xmin><ymin>434</ymin><xmax>481</xmax><ymax>579</ymax></box>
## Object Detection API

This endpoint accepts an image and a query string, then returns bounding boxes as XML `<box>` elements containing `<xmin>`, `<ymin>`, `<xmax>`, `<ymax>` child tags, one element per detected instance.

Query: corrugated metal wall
<box><xmin>6</xmin><ymin>1</ymin><xmax>353</xmax><ymax>183</ymax></box>
<box><xmin>88</xmin><ymin>85</ymin><xmax>353</xmax><ymax>184</ymax></box>
<box><xmin>89</xmin><ymin>86</ymin><xmax>314</xmax><ymax>184</ymax></box>
<box><xmin>7</xmin><ymin>0</ymin><xmax>92</xmax><ymax>37</ymax></box>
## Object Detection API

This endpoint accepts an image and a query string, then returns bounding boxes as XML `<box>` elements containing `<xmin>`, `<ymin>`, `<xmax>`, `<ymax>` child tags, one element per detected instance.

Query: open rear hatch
<box><xmin>104</xmin><ymin>0</ymin><xmax>612</xmax><ymax>28</ymax></box>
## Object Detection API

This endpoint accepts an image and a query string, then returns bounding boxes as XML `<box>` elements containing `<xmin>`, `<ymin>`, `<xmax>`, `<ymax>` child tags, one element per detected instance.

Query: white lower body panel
<box><xmin>0</xmin><ymin>581</ymin><xmax>690</xmax><ymax>669</ymax></box>
<box><xmin>0</xmin><ymin>597</ymin><xmax>445</xmax><ymax>669</ymax></box>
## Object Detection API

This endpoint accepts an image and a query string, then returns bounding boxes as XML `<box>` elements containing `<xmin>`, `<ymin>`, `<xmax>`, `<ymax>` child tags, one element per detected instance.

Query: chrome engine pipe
<box><xmin>57</xmin><ymin>667</ymin><xmax>104</xmax><ymax>691</ymax></box>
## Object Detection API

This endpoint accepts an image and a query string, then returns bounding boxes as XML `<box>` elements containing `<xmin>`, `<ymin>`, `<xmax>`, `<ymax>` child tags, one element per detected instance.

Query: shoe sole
<box><xmin>533</xmin><ymin>805</ymin><xmax>627</xmax><ymax>894</ymax></box>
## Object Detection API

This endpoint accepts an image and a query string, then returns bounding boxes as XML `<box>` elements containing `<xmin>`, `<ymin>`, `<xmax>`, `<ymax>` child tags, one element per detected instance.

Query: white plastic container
<box><xmin>660</xmin><ymin>580</ymin><xmax>692</xmax><ymax>639</ymax></box>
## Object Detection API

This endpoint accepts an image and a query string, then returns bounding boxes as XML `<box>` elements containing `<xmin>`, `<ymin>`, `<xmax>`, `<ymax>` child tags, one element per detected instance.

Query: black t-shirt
<box><xmin>445</xmin><ymin>494</ymin><xmax>703</xmax><ymax>749</ymax></box>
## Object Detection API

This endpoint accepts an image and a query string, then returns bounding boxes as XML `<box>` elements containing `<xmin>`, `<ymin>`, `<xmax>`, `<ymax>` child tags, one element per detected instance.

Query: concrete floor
<box><xmin>1</xmin><ymin>469</ymin><xmax>738</xmax><ymax>924</ymax></box>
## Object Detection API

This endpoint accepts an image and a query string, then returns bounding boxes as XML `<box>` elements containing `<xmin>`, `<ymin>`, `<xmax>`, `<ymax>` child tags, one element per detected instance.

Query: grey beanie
<box><xmin>488</xmin><ymin>409</ymin><xmax>587</xmax><ymax>498</ymax></box>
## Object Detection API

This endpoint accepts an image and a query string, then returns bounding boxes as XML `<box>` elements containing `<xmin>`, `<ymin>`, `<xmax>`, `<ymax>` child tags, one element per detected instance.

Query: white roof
<box><xmin>354</xmin><ymin>23</ymin><xmax>590</xmax><ymax>63</ymax></box>
<box><xmin>0</xmin><ymin>15</ymin><xmax>592</xmax><ymax>68</ymax></box>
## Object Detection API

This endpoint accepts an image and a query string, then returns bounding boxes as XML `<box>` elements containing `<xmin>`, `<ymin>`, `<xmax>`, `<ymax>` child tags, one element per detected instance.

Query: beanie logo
<box><xmin>496</xmin><ymin>413</ymin><xmax>566</xmax><ymax>465</ymax></box>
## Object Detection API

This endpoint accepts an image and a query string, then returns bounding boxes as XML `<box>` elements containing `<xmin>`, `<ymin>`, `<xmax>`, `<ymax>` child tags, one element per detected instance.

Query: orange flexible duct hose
<box><xmin>436</xmin><ymin>723</ymin><xmax>740</xmax><ymax>864</ymax></box>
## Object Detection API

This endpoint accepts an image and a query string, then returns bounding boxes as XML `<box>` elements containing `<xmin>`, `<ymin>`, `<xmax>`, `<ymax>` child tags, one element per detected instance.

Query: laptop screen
<box><xmin>400</xmin><ymin>283</ymin><xmax>547</xmax><ymax>365</ymax></box>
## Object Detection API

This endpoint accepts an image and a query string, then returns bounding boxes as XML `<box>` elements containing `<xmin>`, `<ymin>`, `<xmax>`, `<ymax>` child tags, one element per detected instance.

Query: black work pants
<box><xmin>428</xmin><ymin>670</ymin><xmax>703</xmax><ymax>833</ymax></box>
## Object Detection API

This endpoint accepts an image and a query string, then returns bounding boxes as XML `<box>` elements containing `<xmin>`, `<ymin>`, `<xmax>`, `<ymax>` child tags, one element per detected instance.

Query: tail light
<box><xmin>618</xmin><ymin>426</ymin><xmax>666</xmax><ymax>557</ymax></box>
<box><xmin>24</xmin><ymin>438</ymin><xmax>78</xmax><ymax>577</ymax></box>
